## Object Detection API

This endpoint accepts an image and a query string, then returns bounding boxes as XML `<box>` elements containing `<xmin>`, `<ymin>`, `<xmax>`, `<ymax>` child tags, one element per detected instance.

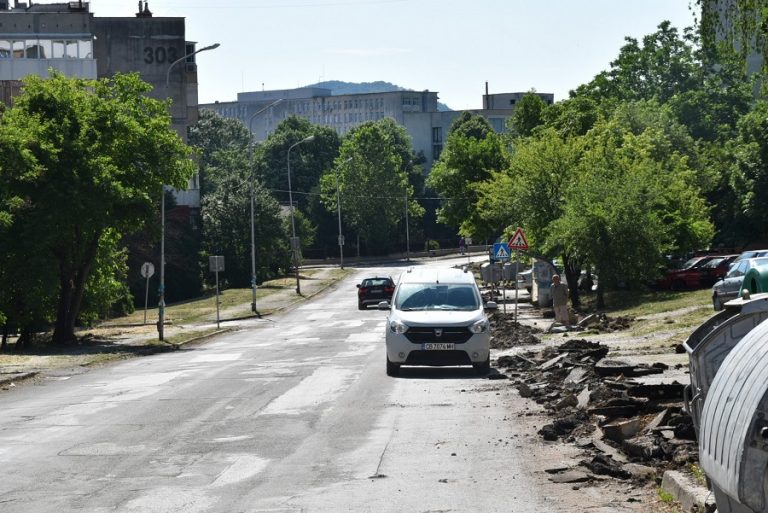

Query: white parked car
<box><xmin>712</xmin><ymin>257</ymin><xmax>768</xmax><ymax>310</ymax></box>
<box><xmin>516</xmin><ymin>270</ymin><xmax>532</xmax><ymax>292</ymax></box>
<box><xmin>380</xmin><ymin>267</ymin><xmax>497</xmax><ymax>376</ymax></box>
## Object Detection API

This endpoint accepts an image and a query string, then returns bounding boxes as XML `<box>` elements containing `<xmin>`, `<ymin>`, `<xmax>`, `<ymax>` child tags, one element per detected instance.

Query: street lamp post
<box><xmin>157</xmin><ymin>42</ymin><xmax>220</xmax><ymax>341</ymax></box>
<box><xmin>247</xmin><ymin>99</ymin><xmax>283</xmax><ymax>314</ymax></box>
<box><xmin>336</xmin><ymin>156</ymin><xmax>352</xmax><ymax>270</ymax></box>
<box><xmin>404</xmin><ymin>190</ymin><xmax>411</xmax><ymax>262</ymax></box>
<box><xmin>287</xmin><ymin>135</ymin><xmax>315</xmax><ymax>294</ymax></box>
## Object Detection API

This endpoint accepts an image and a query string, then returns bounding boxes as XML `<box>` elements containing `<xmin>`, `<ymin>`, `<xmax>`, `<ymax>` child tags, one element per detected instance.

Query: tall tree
<box><xmin>426</xmin><ymin>113</ymin><xmax>507</xmax><ymax>240</ymax></box>
<box><xmin>188</xmin><ymin>109</ymin><xmax>251</xmax><ymax>198</ymax></box>
<box><xmin>573</xmin><ymin>21</ymin><xmax>700</xmax><ymax>104</ymax></box>
<box><xmin>254</xmin><ymin>116</ymin><xmax>340</xmax><ymax>213</ymax></box>
<box><xmin>475</xmin><ymin>128</ymin><xmax>584</xmax><ymax>303</ymax></box>
<box><xmin>553</xmin><ymin>115</ymin><xmax>713</xmax><ymax>307</ymax></box>
<box><xmin>509</xmin><ymin>91</ymin><xmax>548</xmax><ymax>137</ymax></box>
<box><xmin>0</xmin><ymin>72</ymin><xmax>195</xmax><ymax>344</ymax></box>
<box><xmin>189</xmin><ymin>110</ymin><xmax>290</xmax><ymax>286</ymax></box>
<box><xmin>320</xmin><ymin>120</ymin><xmax>423</xmax><ymax>255</ymax></box>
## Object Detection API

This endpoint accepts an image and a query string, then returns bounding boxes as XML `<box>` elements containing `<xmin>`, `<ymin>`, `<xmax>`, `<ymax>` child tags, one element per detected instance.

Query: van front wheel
<box><xmin>386</xmin><ymin>357</ymin><xmax>400</xmax><ymax>377</ymax></box>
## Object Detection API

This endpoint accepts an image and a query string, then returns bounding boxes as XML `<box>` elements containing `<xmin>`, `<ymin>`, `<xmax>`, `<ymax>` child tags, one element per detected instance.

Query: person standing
<box><xmin>551</xmin><ymin>274</ymin><xmax>569</xmax><ymax>325</ymax></box>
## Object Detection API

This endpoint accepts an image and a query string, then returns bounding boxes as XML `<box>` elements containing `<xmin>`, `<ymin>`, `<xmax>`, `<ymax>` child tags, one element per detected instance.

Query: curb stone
<box><xmin>661</xmin><ymin>470</ymin><xmax>715</xmax><ymax>512</ymax></box>
<box><xmin>0</xmin><ymin>371</ymin><xmax>39</xmax><ymax>387</ymax></box>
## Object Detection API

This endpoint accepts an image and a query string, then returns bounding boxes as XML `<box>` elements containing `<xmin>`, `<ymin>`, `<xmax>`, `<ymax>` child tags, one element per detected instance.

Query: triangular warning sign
<box><xmin>508</xmin><ymin>228</ymin><xmax>529</xmax><ymax>250</ymax></box>
<box><xmin>495</xmin><ymin>245</ymin><xmax>510</xmax><ymax>259</ymax></box>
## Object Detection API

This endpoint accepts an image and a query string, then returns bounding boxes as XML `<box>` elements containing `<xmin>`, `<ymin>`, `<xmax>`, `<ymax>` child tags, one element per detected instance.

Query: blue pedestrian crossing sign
<box><xmin>492</xmin><ymin>242</ymin><xmax>511</xmax><ymax>261</ymax></box>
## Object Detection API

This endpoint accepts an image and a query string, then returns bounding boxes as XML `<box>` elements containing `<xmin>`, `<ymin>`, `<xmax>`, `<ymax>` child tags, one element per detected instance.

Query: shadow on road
<box><xmin>393</xmin><ymin>366</ymin><xmax>503</xmax><ymax>380</ymax></box>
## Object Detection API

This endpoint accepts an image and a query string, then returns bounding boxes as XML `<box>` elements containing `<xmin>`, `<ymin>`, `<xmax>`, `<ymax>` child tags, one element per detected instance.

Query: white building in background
<box><xmin>201</xmin><ymin>87</ymin><xmax>554</xmax><ymax>172</ymax></box>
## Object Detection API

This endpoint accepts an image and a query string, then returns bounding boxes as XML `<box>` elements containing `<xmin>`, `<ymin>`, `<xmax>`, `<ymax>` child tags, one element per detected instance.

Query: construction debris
<box><xmin>494</xmin><ymin>319</ymin><xmax>697</xmax><ymax>483</ymax></box>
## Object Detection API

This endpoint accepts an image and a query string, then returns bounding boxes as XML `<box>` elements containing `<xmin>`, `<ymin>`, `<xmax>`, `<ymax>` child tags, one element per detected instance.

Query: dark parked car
<box><xmin>357</xmin><ymin>276</ymin><xmax>395</xmax><ymax>310</ymax></box>
<box><xmin>699</xmin><ymin>255</ymin><xmax>739</xmax><ymax>288</ymax></box>
<box><xmin>656</xmin><ymin>255</ymin><xmax>719</xmax><ymax>290</ymax></box>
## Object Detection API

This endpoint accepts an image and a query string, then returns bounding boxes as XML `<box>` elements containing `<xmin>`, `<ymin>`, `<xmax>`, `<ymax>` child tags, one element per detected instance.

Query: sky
<box><xmin>91</xmin><ymin>0</ymin><xmax>699</xmax><ymax>110</ymax></box>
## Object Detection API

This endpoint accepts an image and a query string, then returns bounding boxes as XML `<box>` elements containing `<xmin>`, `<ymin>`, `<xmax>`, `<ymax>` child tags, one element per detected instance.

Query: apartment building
<box><xmin>0</xmin><ymin>0</ymin><xmax>204</xmax><ymax>206</ymax></box>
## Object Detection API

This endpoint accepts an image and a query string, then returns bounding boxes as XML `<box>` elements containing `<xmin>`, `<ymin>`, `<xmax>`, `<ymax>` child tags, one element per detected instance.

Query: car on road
<box><xmin>380</xmin><ymin>267</ymin><xmax>497</xmax><ymax>376</ymax></box>
<box><xmin>356</xmin><ymin>276</ymin><xmax>395</xmax><ymax>310</ymax></box>
<box><xmin>712</xmin><ymin>256</ymin><xmax>768</xmax><ymax>310</ymax></box>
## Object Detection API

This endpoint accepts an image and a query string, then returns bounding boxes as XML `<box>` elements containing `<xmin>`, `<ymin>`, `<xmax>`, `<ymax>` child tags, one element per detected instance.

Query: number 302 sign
<box><xmin>143</xmin><ymin>46</ymin><xmax>180</xmax><ymax>65</ymax></box>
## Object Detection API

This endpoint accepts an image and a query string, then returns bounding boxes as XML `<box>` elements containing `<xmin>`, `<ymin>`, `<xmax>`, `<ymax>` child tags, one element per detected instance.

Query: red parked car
<box><xmin>656</xmin><ymin>256</ymin><xmax>720</xmax><ymax>290</ymax></box>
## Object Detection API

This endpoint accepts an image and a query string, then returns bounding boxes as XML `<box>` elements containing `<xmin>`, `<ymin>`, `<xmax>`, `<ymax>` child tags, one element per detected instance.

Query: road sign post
<box><xmin>140</xmin><ymin>262</ymin><xmax>155</xmax><ymax>325</ymax></box>
<box><xmin>508</xmin><ymin>228</ymin><xmax>529</xmax><ymax>322</ymax></box>
<box><xmin>209</xmin><ymin>256</ymin><xmax>225</xmax><ymax>329</ymax></box>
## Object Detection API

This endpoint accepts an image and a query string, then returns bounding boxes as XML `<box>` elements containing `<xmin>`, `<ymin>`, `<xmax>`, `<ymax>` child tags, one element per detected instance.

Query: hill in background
<box><xmin>307</xmin><ymin>80</ymin><xmax>452</xmax><ymax>112</ymax></box>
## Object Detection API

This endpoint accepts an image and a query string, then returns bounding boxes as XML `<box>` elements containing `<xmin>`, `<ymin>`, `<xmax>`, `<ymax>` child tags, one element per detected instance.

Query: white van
<box><xmin>379</xmin><ymin>267</ymin><xmax>497</xmax><ymax>376</ymax></box>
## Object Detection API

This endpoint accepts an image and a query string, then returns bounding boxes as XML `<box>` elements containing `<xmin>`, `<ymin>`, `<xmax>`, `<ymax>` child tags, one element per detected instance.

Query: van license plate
<box><xmin>422</xmin><ymin>343</ymin><xmax>454</xmax><ymax>350</ymax></box>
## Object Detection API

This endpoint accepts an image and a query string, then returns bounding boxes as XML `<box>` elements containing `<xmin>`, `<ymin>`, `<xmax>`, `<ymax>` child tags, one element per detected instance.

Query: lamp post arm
<box><xmin>165</xmin><ymin>43</ymin><xmax>221</xmax><ymax>89</ymax></box>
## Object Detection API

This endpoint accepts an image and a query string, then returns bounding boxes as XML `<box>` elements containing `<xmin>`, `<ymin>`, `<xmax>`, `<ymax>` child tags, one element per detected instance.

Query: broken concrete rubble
<box><xmin>493</xmin><ymin>314</ymin><xmax>700</xmax><ymax>489</ymax></box>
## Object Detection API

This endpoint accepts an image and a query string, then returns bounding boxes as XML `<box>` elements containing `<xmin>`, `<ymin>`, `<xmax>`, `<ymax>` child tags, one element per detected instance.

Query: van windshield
<box><xmin>394</xmin><ymin>283</ymin><xmax>479</xmax><ymax>311</ymax></box>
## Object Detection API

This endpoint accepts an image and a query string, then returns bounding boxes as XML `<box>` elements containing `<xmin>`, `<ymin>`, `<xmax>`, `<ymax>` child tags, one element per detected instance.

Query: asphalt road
<box><xmin>0</xmin><ymin>258</ymin><xmax>589</xmax><ymax>512</ymax></box>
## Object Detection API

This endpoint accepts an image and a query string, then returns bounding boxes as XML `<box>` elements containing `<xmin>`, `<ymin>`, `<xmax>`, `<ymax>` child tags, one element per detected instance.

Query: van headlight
<box><xmin>469</xmin><ymin>319</ymin><xmax>489</xmax><ymax>334</ymax></box>
<box><xmin>389</xmin><ymin>320</ymin><xmax>408</xmax><ymax>334</ymax></box>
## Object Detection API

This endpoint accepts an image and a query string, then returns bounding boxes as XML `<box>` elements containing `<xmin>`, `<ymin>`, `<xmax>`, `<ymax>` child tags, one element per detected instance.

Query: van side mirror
<box><xmin>485</xmin><ymin>301</ymin><xmax>498</xmax><ymax>311</ymax></box>
<box><xmin>377</xmin><ymin>301</ymin><xmax>391</xmax><ymax>310</ymax></box>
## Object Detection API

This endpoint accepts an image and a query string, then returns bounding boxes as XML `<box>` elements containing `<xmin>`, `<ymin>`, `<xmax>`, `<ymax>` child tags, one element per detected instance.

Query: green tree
<box><xmin>509</xmin><ymin>91</ymin><xmax>548</xmax><ymax>137</ymax></box>
<box><xmin>553</xmin><ymin>117</ymin><xmax>713</xmax><ymax>307</ymax></box>
<box><xmin>0</xmin><ymin>72</ymin><xmax>195</xmax><ymax>344</ymax></box>
<box><xmin>729</xmin><ymin>101</ymin><xmax>768</xmax><ymax>242</ymax></box>
<box><xmin>426</xmin><ymin>113</ymin><xmax>507</xmax><ymax>240</ymax></box>
<box><xmin>476</xmin><ymin>128</ymin><xmax>585</xmax><ymax>303</ymax></box>
<box><xmin>320</xmin><ymin>120</ymin><xmax>423</xmax><ymax>255</ymax></box>
<box><xmin>189</xmin><ymin>109</ymin><xmax>251</xmax><ymax>198</ymax></box>
<box><xmin>201</xmin><ymin>173</ymin><xmax>288</xmax><ymax>286</ymax></box>
<box><xmin>254</xmin><ymin>116</ymin><xmax>340</xmax><ymax>213</ymax></box>
<box><xmin>540</xmin><ymin>96</ymin><xmax>601</xmax><ymax>138</ymax></box>
<box><xmin>574</xmin><ymin>21</ymin><xmax>700</xmax><ymax>104</ymax></box>
<box><xmin>189</xmin><ymin>111</ymin><xmax>290</xmax><ymax>286</ymax></box>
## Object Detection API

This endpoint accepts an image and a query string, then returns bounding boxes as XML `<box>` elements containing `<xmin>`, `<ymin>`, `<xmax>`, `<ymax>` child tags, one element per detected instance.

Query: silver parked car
<box><xmin>712</xmin><ymin>257</ymin><xmax>768</xmax><ymax>310</ymax></box>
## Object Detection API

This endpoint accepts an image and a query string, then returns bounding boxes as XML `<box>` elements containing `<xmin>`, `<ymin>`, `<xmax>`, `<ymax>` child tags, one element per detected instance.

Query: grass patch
<box><xmin>689</xmin><ymin>464</ymin><xmax>707</xmax><ymax>486</ymax></box>
<box><xmin>657</xmin><ymin>487</ymin><xmax>676</xmax><ymax>504</ymax></box>
<box><xmin>579</xmin><ymin>288</ymin><xmax>712</xmax><ymax>318</ymax></box>
<box><xmin>163</xmin><ymin>327</ymin><xmax>224</xmax><ymax>346</ymax></box>
<box><xmin>105</xmin><ymin>268</ymin><xmax>352</xmax><ymax>326</ymax></box>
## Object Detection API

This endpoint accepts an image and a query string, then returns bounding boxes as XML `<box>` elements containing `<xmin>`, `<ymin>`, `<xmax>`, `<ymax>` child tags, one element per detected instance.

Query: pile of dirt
<box><xmin>579</xmin><ymin>313</ymin><xmax>635</xmax><ymax>332</ymax></box>
<box><xmin>489</xmin><ymin>313</ymin><xmax>542</xmax><ymax>349</ymax></box>
<box><xmin>495</xmin><ymin>335</ymin><xmax>696</xmax><ymax>481</ymax></box>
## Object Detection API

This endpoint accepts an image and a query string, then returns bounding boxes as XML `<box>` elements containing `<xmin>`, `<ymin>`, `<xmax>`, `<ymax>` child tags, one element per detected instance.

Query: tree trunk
<box><xmin>15</xmin><ymin>327</ymin><xmax>30</xmax><ymax>352</ymax></box>
<box><xmin>1</xmin><ymin>324</ymin><xmax>7</xmax><ymax>351</ymax></box>
<box><xmin>52</xmin><ymin>232</ymin><xmax>101</xmax><ymax>345</ymax></box>
<box><xmin>53</xmin><ymin>269</ymin><xmax>75</xmax><ymax>345</ymax></box>
<box><xmin>562</xmin><ymin>254</ymin><xmax>581</xmax><ymax>308</ymax></box>
<box><xmin>596</xmin><ymin>282</ymin><xmax>605</xmax><ymax>310</ymax></box>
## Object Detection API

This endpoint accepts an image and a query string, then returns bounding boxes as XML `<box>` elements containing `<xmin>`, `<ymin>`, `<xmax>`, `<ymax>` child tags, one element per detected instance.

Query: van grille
<box><xmin>405</xmin><ymin>327</ymin><xmax>472</xmax><ymax>344</ymax></box>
